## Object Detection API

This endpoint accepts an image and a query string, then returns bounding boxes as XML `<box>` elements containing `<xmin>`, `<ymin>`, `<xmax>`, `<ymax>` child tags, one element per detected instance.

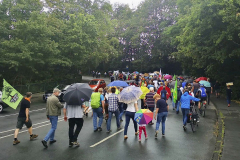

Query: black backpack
<box><xmin>177</xmin><ymin>89</ymin><xmax>182</xmax><ymax>101</ymax></box>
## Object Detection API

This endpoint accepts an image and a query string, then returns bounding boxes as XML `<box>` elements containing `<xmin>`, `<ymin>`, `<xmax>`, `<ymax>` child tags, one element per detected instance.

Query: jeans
<box><xmin>107</xmin><ymin>110</ymin><xmax>120</xmax><ymax>131</ymax></box>
<box><xmin>68</xmin><ymin>118</ymin><xmax>84</xmax><ymax>142</ymax></box>
<box><xmin>155</xmin><ymin>112</ymin><xmax>168</xmax><ymax>134</ymax></box>
<box><xmin>119</xmin><ymin>103</ymin><xmax>124</xmax><ymax>120</ymax></box>
<box><xmin>227</xmin><ymin>97</ymin><xmax>231</xmax><ymax>105</ymax></box>
<box><xmin>44</xmin><ymin>116</ymin><xmax>58</xmax><ymax>142</ymax></box>
<box><xmin>181</xmin><ymin>108</ymin><xmax>190</xmax><ymax>126</ymax></box>
<box><xmin>124</xmin><ymin>111</ymin><xmax>138</xmax><ymax>135</ymax></box>
<box><xmin>175</xmin><ymin>101</ymin><xmax>181</xmax><ymax>112</ymax></box>
<box><xmin>206</xmin><ymin>90</ymin><xmax>211</xmax><ymax>105</ymax></box>
<box><xmin>93</xmin><ymin>107</ymin><xmax>103</xmax><ymax>130</ymax></box>
<box><xmin>171</xmin><ymin>93</ymin><xmax>175</xmax><ymax>109</ymax></box>
<box><xmin>148</xmin><ymin>107</ymin><xmax>155</xmax><ymax>123</ymax></box>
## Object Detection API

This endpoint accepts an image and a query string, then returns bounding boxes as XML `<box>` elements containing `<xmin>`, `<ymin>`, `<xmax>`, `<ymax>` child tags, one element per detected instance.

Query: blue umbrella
<box><xmin>199</xmin><ymin>80</ymin><xmax>211</xmax><ymax>87</ymax></box>
<box><xmin>118</xmin><ymin>86</ymin><xmax>143</xmax><ymax>104</ymax></box>
<box><xmin>107</xmin><ymin>80</ymin><xmax>129</xmax><ymax>87</ymax></box>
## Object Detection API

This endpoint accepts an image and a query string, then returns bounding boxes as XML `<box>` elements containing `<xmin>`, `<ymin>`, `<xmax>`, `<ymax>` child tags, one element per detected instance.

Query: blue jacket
<box><xmin>180</xmin><ymin>92</ymin><xmax>200</xmax><ymax>109</ymax></box>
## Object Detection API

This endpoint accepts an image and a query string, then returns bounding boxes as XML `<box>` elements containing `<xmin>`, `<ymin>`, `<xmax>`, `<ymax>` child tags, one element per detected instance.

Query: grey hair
<box><xmin>53</xmin><ymin>88</ymin><xmax>61</xmax><ymax>93</ymax></box>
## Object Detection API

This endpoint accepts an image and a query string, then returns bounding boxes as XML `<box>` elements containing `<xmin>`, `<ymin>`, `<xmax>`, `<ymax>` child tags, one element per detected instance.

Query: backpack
<box><xmin>161</xmin><ymin>90</ymin><xmax>166</xmax><ymax>99</ymax></box>
<box><xmin>91</xmin><ymin>92</ymin><xmax>101</xmax><ymax>109</ymax></box>
<box><xmin>177</xmin><ymin>89</ymin><xmax>182</xmax><ymax>101</ymax></box>
<box><xmin>200</xmin><ymin>88</ymin><xmax>207</xmax><ymax>98</ymax></box>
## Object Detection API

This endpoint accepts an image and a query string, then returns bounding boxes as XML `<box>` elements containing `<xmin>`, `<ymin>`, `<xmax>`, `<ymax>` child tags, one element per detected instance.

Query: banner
<box><xmin>173</xmin><ymin>76</ymin><xmax>178</xmax><ymax>103</ymax></box>
<box><xmin>2</xmin><ymin>79</ymin><xmax>23</xmax><ymax>109</ymax></box>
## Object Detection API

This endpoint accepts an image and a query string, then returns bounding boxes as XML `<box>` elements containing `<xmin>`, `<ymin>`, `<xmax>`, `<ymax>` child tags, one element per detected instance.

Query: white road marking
<box><xmin>0</xmin><ymin>108</ymin><xmax>46</xmax><ymax>118</ymax></box>
<box><xmin>0</xmin><ymin>118</ymin><xmax>63</xmax><ymax>134</ymax></box>
<box><xmin>90</xmin><ymin>129</ymin><xmax>124</xmax><ymax>148</ymax></box>
<box><xmin>0</xmin><ymin>119</ymin><xmax>64</xmax><ymax>140</ymax></box>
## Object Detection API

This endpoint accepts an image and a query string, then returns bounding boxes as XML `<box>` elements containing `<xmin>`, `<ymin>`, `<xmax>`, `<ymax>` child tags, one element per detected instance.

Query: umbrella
<box><xmin>179</xmin><ymin>76</ymin><xmax>184</xmax><ymax>80</ymax></box>
<box><xmin>199</xmin><ymin>80</ymin><xmax>211</xmax><ymax>87</ymax></box>
<box><xmin>107</xmin><ymin>80</ymin><xmax>129</xmax><ymax>87</ymax></box>
<box><xmin>63</xmin><ymin>83</ymin><xmax>92</xmax><ymax>105</ymax></box>
<box><xmin>134</xmin><ymin>109</ymin><xmax>153</xmax><ymax>125</ymax></box>
<box><xmin>140</xmin><ymin>86</ymin><xmax>150</xmax><ymax>99</ymax></box>
<box><xmin>164</xmin><ymin>75</ymin><xmax>172</xmax><ymax>80</ymax></box>
<box><xmin>144</xmin><ymin>73</ymin><xmax>149</xmax><ymax>77</ymax></box>
<box><xmin>118</xmin><ymin>86</ymin><xmax>143</xmax><ymax>104</ymax></box>
<box><xmin>157</xmin><ymin>86</ymin><xmax>171</xmax><ymax>100</ymax></box>
<box><xmin>195</xmin><ymin>77</ymin><xmax>207</xmax><ymax>82</ymax></box>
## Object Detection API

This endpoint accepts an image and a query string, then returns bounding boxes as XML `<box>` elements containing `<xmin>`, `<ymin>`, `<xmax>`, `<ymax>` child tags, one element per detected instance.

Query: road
<box><xmin>0</xmin><ymin>76</ymin><xmax>217</xmax><ymax>160</ymax></box>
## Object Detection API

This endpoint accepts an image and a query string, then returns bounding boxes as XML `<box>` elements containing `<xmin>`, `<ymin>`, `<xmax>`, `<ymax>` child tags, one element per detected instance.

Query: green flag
<box><xmin>173</xmin><ymin>75</ymin><xmax>176</xmax><ymax>81</ymax></box>
<box><xmin>2</xmin><ymin>79</ymin><xmax>23</xmax><ymax>109</ymax></box>
<box><xmin>173</xmin><ymin>79</ymin><xmax>178</xmax><ymax>103</ymax></box>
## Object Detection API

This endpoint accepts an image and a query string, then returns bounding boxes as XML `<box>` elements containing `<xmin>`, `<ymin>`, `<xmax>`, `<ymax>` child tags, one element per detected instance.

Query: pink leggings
<box><xmin>139</xmin><ymin>126</ymin><xmax>147</xmax><ymax>139</ymax></box>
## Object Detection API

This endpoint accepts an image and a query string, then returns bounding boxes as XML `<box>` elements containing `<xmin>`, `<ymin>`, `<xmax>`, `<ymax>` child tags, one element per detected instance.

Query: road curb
<box><xmin>211</xmin><ymin>101</ymin><xmax>225</xmax><ymax>160</ymax></box>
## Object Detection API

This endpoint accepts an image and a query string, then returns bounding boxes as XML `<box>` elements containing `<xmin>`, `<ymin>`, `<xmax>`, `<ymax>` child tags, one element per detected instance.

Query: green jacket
<box><xmin>46</xmin><ymin>95</ymin><xmax>64</xmax><ymax>116</ymax></box>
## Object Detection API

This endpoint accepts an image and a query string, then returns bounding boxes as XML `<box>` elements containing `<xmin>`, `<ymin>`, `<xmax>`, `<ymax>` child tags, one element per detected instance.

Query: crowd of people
<box><xmin>12</xmin><ymin>72</ymin><xmax>233</xmax><ymax>148</ymax></box>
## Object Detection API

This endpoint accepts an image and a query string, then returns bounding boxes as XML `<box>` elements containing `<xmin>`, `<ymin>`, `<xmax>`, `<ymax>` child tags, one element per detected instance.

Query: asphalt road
<box><xmin>0</xmin><ymin>76</ymin><xmax>217</xmax><ymax>160</ymax></box>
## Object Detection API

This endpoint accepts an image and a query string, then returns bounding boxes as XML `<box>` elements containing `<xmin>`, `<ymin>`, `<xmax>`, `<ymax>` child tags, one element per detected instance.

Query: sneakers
<box><xmin>183</xmin><ymin>125</ymin><xmax>187</xmax><ymax>131</ymax></box>
<box><xmin>41</xmin><ymin>140</ymin><xmax>48</xmax><ymax>148</ymax></box>
<box><xmin>30</xmin><ymin>134</ymin><xmax>38</xmax><ymax>140</ymax></box>
<box><xmin>94</xmin><ymin>128</ymin><xmax>98</xmax><ymax>132</ymax></box>
<box><xmin>50</xmin><ymin>140</ymin><xmax>57</xmax><ymax>144</ymax></box>
<box><xmin>69</xmin><ymin>141</ymin><xmax>73</xmax><ymax>147</ymax></box>
<box><xmin>124</xmin><ymin>135</ymin><xmax>128</xmax><ymax>140</ymax></box>
<box><xmin>13</xmin><ymin>140</ymin><xmax>20</xmax><ymax>145</ymax></box>
<box><xmin>106</xmin><ymin>130</ymin><xmax>112</xmax><ymax>133</ymax></box>
<box><xmin>98</xmin><ymin>127</ymin><xmax>102</xmax><ymax>131</ymax></box>
<box><xmin>148</xmin><ymin>122</ymin><xmax>154</xmax><ymax>125</ymax></box>
<box><xmin>138</xmin><ymin>139</ymin><xmax>141</xmax><ymax>142</ymax></box>
<box><xmin>155</xmin><ymin>131</ymin><xmax>158</xmax><ymax>138</ymax></box>
<box><xmin>72</xmin><ymin>141</ymin><xmax>80</xmax><ymax>147</ymax></box>
<box><xmin>135</xmin><ymin>131</ymin><xmax>139</xmax><ymax>135</ymax></box>
<box><xmin>162</xmin><ymin>134</ymin><xmax>165</xmax><ymax>136</ymax></box>
<box><xmin>117</xmin><ymin>127</ymin><xmax>122</xmax><ymax>131</ymax></box>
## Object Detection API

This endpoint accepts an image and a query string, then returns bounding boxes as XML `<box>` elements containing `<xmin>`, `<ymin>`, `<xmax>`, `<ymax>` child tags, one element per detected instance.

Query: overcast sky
<box><xmin>108</xmin><ymin>0</ymin><xmax>145</xmax><ymax>9</ymax></box>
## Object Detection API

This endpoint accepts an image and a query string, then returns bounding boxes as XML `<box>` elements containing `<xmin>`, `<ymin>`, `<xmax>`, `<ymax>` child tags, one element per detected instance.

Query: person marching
<box><xmin>153</xmin><ymin>94</ymin><xmax>169</xmax><ymax>138</ymax></box>
<box><xmin>63</xmin><ymin>102</ymin><xmax>87</xmax><ymax>147</ymax></box>
<box><xmin>42</xmin><ymin>88</ymin><xmax>64</xmax><ymax>148</ymax></box>
<box><xmin>13</xmin><ymin>92</ymin><xmax>38</xmax><ymax>145</ymax></box>
<box><xmin>91</xmin><ymin>88</ymin><xmax>105</xmax><ymax>132</ymax></box>
<box><xmin>145</xmin><ymin>87</ymin><xmax>155</xmax><ymax>125</ymax></box>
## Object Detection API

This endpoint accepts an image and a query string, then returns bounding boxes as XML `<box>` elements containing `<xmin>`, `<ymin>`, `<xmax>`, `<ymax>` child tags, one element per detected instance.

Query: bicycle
<box><xmin>188</xmin><ymin>104</ymin><xmax>199</xmax><ymax>133</ymax></box>
<box><xmin>200</xmin><ymin>101</ymin><xmax>207</xmax><ymax>117</ymax></box>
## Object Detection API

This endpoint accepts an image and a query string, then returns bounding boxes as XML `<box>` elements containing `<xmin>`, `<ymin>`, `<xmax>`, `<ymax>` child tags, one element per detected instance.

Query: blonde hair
<box><xmin>153</xmin><ymin>94</ymin><xmax>160</xmax><ymax>99</ymax></box>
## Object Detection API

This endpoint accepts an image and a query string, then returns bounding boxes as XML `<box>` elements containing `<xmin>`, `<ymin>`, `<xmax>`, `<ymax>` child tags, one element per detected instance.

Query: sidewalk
<box><xmin>211</xmin><ymin>95</ymin><xmax>240</xmax><ymax>160</ymax></box>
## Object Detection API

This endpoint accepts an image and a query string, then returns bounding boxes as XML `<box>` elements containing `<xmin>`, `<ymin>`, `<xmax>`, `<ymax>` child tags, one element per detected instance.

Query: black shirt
<box><xmin>226</xmin><ymin>89</ymin><xmax>232</xmax><ymax>98</ymax></box>
<box><xmin>18</xmin><ymin>99</ymin><xmax>30</xmax><ymax>118</ymax></box>
<box><xmin>157</xmin><ymin>99</ymin><xmax>168</xmax><ymax>113</ymax></box>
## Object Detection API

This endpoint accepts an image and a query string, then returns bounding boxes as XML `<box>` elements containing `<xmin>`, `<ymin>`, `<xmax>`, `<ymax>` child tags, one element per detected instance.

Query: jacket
<box><xmin>180</xmin><ymin>92</ymin><xmax>200</xmax><ymax>109</ymax></box>
<box><xmin>46</xmin><ymin>95</ymin><xmax>64</xmax><ymax>116</ymax></box>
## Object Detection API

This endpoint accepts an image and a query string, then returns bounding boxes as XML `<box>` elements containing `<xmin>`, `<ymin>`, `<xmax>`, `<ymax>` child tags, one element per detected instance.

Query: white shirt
<box><xmin>126</xmin><ymin>101</ymin><xmax>137</xmax><ymax>112</ymax></box>
<box><xmin>153</xmin><ymin>80</ymin><xmax>158</xmax><ymax>88</ymax></box>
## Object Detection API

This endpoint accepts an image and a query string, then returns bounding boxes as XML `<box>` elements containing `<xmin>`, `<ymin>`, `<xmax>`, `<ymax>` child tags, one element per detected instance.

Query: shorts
<box><xmin>215</xmin><ymin>89</ymin><xmax>220</xmax><ymax>93</ymax></box>
<box><xmin>16</xmin><ymin>117</ymin><xmax>32</xmax><ymax>129</ymax></box>
<box><xmin>200</xmin><ymin>97</ymin><xmax>207</xmax><ymax>102</ymax></box>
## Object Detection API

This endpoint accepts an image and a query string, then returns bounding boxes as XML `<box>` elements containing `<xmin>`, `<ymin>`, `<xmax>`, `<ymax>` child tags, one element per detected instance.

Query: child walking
<box><xmin>138</xmin><ymin>124</ymin><xmax>148</xmax><ymax>142</ymax></box>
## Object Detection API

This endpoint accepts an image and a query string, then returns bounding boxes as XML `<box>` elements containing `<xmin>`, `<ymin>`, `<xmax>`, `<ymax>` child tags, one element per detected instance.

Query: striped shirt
<box><xmin>108</xmin><ymin>93</ymin><xmax>119</xmax><ymax>112</ymax></box>
<box><xmin>145</xmin><ymin>92</ymin><xmax>155</xmax><ymax>108</ymax></box>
